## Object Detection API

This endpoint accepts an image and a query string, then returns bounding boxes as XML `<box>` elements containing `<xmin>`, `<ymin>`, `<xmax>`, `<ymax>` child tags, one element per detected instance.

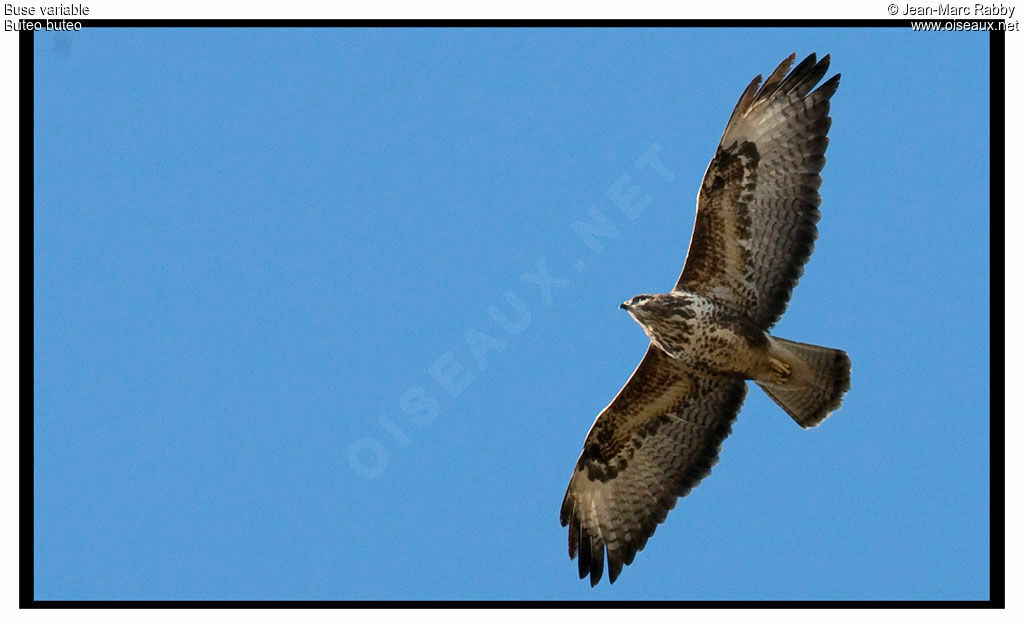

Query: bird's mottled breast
<box><xmin>633</xmin><ymin>292</ymin><xmax>767</xmax><ymax>373</ymax></box>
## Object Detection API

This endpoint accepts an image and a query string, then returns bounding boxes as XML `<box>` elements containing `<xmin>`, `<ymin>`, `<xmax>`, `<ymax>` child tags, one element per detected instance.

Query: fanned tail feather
<box><xmin>758</xmin><ymin>337</ymin><xmax>851</xmax><ymax>428</ymax></box>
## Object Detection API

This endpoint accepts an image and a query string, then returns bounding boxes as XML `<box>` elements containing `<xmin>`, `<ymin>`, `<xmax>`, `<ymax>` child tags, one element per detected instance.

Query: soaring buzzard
<box><xmin>560</xmin><ymin>53</ymin><xmax>851</xmax><ymax>586</ymax></box>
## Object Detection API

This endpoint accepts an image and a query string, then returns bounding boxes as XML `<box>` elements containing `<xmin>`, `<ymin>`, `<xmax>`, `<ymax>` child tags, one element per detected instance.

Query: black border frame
<box><xmin>20</xmin><ymin>19</ymin><xmax>1006</xmax><ymax>609</ymax></box>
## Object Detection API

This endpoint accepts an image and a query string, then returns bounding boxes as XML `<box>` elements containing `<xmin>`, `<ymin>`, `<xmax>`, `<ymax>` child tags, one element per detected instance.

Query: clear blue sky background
<box><xmin>33</xmin><ymin>27</ymin><xmax>991</xmax><ymax>601</ymax></box>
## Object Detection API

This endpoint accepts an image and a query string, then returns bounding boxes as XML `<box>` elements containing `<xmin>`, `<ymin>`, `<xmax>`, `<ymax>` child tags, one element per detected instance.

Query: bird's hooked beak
<box><xmin>620</xmin><ymin>301</ymin><xmax>629</xmax><ymax>310</ymax></box>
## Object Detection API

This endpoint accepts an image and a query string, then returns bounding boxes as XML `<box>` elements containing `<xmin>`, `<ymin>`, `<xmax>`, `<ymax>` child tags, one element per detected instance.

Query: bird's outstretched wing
<box><xmin>560</xmin><ymin>345</ymin><xmax>747</xmax><ymax>585</ymax></box>
<box><xmin>676</xmin><ymin>53</ymin><xmax>840</xmax><ymax>329</ymax></box>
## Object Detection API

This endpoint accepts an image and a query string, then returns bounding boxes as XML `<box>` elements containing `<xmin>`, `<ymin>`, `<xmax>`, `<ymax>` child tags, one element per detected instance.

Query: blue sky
<box><xmin>32</xmin><ymin>27</ymin><xmax>991</xmax><ymax>601</ymax></box>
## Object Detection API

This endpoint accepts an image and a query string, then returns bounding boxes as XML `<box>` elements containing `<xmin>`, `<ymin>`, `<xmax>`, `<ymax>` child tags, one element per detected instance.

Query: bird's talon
<box><xmin>769</xmin><ymin>358</ymin><xmax>792</xmax><ymax>383</ymax></box>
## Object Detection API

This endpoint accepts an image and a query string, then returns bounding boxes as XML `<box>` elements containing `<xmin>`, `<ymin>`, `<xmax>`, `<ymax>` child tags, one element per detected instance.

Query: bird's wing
<box><xmin>560</xmin><ymin>345</ymin><xmax>747</xmax><ymax>585</ymax></box>
<box><xmin>675</xmin><ymin>53</ymin><xmax>840</xmax><ymax>329</ymax></box>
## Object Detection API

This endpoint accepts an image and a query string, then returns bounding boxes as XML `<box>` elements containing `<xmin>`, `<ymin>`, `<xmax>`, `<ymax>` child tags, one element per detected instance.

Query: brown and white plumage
<box><xmin>677</xmin><ymin>52</ymin><xmax>840</xmax><ymax>329</ymax></box>
<box><xmin>561</xmin><ymin>347</ymin><xmax>747</xmax><ymax>586</ymax></box>
<box><xmin>560</xmin><ymin>53</ymin><xmax>849</xmax><ymax>586</ymax></box>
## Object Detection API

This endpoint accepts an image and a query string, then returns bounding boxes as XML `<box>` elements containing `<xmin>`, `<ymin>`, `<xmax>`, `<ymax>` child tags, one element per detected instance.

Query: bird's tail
<box><xmin>756</xmin><ymin>336</ymin><xmax>851</xmax><ymax>428</ymax></box>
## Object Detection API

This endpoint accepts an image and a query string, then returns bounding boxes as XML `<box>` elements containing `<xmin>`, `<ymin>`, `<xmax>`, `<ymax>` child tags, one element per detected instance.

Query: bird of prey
<box><xmin>560</xmin><ymin>53</ymin><xmax>851</xmax><ymax>586</ymax></box>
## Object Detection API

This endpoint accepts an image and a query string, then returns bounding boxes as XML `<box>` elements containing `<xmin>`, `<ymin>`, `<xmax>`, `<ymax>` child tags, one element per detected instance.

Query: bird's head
<box><xmin>620</xmin><ymin>294</ymin><xmax>655</xmax><ymax>312</ymax></box>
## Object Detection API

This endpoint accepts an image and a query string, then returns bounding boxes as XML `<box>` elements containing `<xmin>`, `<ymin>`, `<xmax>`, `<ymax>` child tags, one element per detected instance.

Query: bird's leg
<box><xmin>768</xmin><ymin>357</ymin><xmax>792</xmax><ymax>384</ymax></box>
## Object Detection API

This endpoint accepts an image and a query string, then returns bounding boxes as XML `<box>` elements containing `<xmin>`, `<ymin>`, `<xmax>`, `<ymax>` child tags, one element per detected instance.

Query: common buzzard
<box><xmin>560</xmin><ymin>53</ymin><xmax>851</xmax><ymax>586</ymax></box>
